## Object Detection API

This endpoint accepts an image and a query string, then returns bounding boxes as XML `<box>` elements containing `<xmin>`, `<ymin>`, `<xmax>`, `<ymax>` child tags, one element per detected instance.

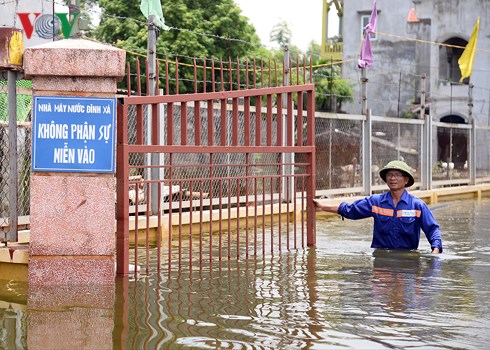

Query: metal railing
<box><xmin>1</xmin><ymin>61</ymin><xmax>490</xmax><ymax>245</ymax></box>
<box><xmin>314</xmin><ymin>110</ymin><xmax>490</xmax><ymax>197</ymax></box>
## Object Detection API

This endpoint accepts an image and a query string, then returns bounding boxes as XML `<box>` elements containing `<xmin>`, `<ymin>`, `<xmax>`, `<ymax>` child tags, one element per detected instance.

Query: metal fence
<box><xmin>315</xmin><ymin>111</ymin><xmax>490</xmax><ymax>197</ymax></box>
<box><xmin>126</xmin><ymin>103</ymin><xmax>298</xmax><ymax>196</ymax></box>
<box><xmin>476</xmin><ymin>126</ymin><xmax>490</xmax><ymax>178</ymax></box>
<box><xmin>0</xmin><ymin>73</ymin><xmax>32</xmax><ymax>242</ymax></box>
<box><xmin>1</xmin><ymin>83</ymin><xmax>490</xmax><ymax>241</ymax></box>
<box><xmin>124</xmin><ymin>103</ymin><xmax>490</xmax><ymax>202</ymax></box>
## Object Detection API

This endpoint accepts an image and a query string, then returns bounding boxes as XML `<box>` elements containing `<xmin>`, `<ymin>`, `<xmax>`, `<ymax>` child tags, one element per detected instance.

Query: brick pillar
<box><xmin>24</xmin><ymin>38</ymin><xmax>125</xmax><ymax>285</ymax></box>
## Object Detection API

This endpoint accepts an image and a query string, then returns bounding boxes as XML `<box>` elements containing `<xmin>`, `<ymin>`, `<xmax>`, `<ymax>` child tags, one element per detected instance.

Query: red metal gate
<box><xmin>116</xmin><ymin>57</ymin><xmax>316</xmax><ymax>276</ymax></box>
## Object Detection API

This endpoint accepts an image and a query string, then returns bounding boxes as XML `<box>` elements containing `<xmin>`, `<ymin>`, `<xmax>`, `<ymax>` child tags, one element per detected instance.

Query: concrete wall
<box><xmin>342</xmin><ymin>0</ymin><xmax>416</xmax><ymax>117</ymax></box>
<box><xmin>341</xmin><ymin>0</ymin><xmax>490</xmax><ymax>168</ymax></box>
<box><xmin>342</xmin><ymin>0</ymin><xmax>490</xmax><ymax>124</ymax></box>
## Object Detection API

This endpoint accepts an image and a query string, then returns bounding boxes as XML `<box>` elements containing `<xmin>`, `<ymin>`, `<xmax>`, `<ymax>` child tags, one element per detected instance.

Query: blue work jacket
<box><xmin>337</xmin><ymin>190</ymin><xmax>443</xmax><ymax>252</ymax></box>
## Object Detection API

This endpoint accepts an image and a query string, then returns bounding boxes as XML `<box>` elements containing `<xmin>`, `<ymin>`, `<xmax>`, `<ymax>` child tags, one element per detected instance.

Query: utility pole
<box><xmin>147</xmin><ymin>15</ymin><xmax>161</xmax><ymax>215</ymax></box>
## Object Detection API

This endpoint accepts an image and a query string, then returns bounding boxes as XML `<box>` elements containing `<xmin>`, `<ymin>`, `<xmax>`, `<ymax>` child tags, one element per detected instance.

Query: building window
<box><xmin>437</xmin><ymin>115</ymin><xmax>467</xmax><ymax>169</ymax></box>
<box><xmin>361</xmin><ymin>15</ymin><xmax>377</xmax><ymax>40</ymax></box>
<box><xmin>439</xmin><ymin>37</ymin><xmax>467</xmax><ymax>84</ymax></box>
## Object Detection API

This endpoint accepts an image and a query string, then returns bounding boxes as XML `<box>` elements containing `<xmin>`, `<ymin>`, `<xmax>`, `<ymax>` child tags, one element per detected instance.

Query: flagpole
<box><xmin>361</xmin><ymin>67</ymin><xmax>368</xmax><ymax>115</ymax></box>
<box><xmin>147</xmin><ymin>14</ymin><xmax>160</xmax><ymax>215</ymax></box>
<box><xmin>358</xmin><ymin>0</ymin><xmax>376</xmax><ymax>116</ymax></box>
<box><xmin>139</xmin><ymin>0</ymin><xmax>167</xmax><ymax>214</ymax></box>
<box><xmin>468</xmin><ymin>83</ymin><xmax>476</xmax><ymax>185</ymax></box>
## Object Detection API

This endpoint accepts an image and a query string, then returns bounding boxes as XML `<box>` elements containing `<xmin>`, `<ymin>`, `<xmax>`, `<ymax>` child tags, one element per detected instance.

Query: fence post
<box><xmin>361</xmin><ymin>67</ymin><xmax>368</xmax><ymax>115</ymax></box>
<box><xmin>419</xmin><ymin>74</ymin><xmax>428</xmax><ymax>190</ymax></box>
<box><xmin>281</xmin><ymin>45</ymin><xmax>293</xmax><ymax>202</ymax></box>
<box><xmin>468</xmin><ymin>84</ymin><xmax>476</xmax><ymax>185</ymax></box>
<box><xmin>116</xmin><ymin>101</ymin><xmax>130</xmax><ymax>277</ymax></box>
<box><xmin>306</xmin><ymin>89</ymin><xmax>316</xmax><ymax>247</ymax></box>
<box><xmin>426</xmin><ymin>113</ymin><xmax>433</xmax><ymax>190</ymax></box>
<box><xmin>7</xmin><ymin>70</ymin><xmax>18</xmax><ymax>243</ymax></box>
<box><xmin>363</xmin><ymin>109</ymin><xmax>372</xmax><ymax>195</ymax></box>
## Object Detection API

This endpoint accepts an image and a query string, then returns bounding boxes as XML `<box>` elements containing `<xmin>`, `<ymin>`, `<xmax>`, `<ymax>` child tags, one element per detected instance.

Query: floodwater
<box><xmin>1</xmin><ymin>198</ymin><xmax>490</xmax><ymax>349</ymax></box>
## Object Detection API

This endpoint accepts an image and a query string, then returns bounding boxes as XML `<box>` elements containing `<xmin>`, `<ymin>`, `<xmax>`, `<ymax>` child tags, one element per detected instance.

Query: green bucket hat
<box><xmin>379</xmin><ymin>160</ymin><xmax>415</xmax><ymax>187</ymax></box>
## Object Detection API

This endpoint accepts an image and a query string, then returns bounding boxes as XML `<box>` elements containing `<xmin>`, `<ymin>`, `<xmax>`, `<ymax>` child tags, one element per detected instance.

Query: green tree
<box><xmin>313</xmin><ymin>62</ymin><xmax>353</xmax><ymax>112</ymax></box>
<box><xmin>94</xmin><ymin>0</ymin><xmax>263</xmax><ymax>93</ymax></box>
<box><xmin>269</xmin><ymin>20</ymin><xmax>292</xmax><ymax>48</ymax></box>
<box><xmin>306</xmin><ymin>40</ymin><xmax>321</xmax><ymax>59</ymax></box>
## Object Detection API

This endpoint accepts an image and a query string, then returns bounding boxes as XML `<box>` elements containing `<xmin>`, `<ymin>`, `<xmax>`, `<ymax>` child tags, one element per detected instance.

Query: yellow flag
<box><xmin>458</xmin><ymin>17</ymin><xmax>480</xmax><ymax>82</ymax></box>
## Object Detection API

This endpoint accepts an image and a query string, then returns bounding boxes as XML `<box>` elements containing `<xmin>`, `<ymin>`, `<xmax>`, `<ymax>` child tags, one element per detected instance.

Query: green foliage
<box><xmin>95</xmin><ymin>0</ymin><xmax>263</xmax><ymax>93</ymax></box>
<box><xmin>56</xmin><ymin>0</ymin><xmax>98</xmax><ymax>36</ymax></box>
<box><xmin>306</xmin><ymin>41</ymin><xmax>321</xmax><ymax>59</ymax></box>
<box><xmin>313</xmin><ymin>61</ymin><xmax>353</xmax><ymax>112</ymax></box>
<box><xmin>402</xmin><ymin>111</ymin><xmax>416</xmax><ymax>119</ymax></box>
<box><xmin>328</xmin><ymin>35</ymin><xmax>343</xmax><ymax>43</ymax></box>
<box><xmin>269</xmin><ymin>20</ymin><xmax>292</xmax><ymax>48</ymax></box>
<box><xmin>0</xmin><ymin>81</ymin><xmax>32</xmax><ymax>122</ymax></box>
<box><xmin>93</xmin><ymin>0</ymin><xmax>350</xmax><ymax>113</ymax></box>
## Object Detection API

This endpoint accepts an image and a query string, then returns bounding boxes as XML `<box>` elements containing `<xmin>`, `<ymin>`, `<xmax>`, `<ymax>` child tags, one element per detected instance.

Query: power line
<box><xmin>376</xmin><ymin>31</ymin><xmax>490</xmax><ymax>53</ymax></box>
<box><xmin>6</xmin><ymin>1</ymin><xmax>490</xmax><ymax>96</ymax></box>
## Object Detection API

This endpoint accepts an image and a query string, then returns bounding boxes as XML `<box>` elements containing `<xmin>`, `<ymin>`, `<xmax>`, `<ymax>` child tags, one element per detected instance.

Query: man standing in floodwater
<box><xmin>314</xmin><ymin>160</ymin><xmax>443</xmax><ymax>254</ymax></box>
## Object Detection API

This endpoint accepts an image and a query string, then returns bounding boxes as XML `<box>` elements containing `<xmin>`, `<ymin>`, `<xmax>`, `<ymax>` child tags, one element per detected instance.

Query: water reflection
<box><xmin>27</xmin><ymin>284</ymin><xmax>115</xmax><ymax>350</ymax></box>
<box><xmin>115</xmin><ymin>253</ymin><xmax>325</xmax><ymax>349</ymax></box>
<box><xmin>0</xmin><ymin>280</ymin><xmax>27</xmax><ymax>349</ymax></box>
<box><xmin>1</xmin><ymin>198</ymin><xmax>490</xmax><ymax>349</ymax></box>
<box><xmin>370</xmin><ymin>249</ymin><xmax>442</xmax><ymax>312</ymax></box>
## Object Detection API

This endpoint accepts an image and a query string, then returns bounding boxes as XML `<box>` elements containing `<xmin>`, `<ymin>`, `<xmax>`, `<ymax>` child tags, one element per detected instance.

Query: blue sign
<box><xmin>32</xmin><ymin>96</ymin><xmax>116</xmax><ymax>173</ymax></box>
